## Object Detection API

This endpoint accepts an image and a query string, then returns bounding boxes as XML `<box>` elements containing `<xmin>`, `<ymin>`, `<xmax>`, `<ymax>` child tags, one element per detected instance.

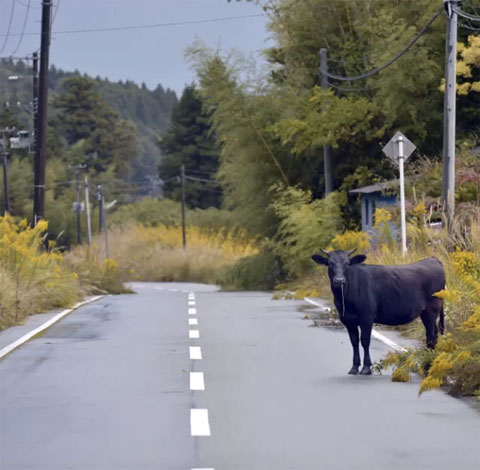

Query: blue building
<box><xmin>349</xmin><ymin>181</ymin><xmax>398</xmax><ymax>233</ymax></box>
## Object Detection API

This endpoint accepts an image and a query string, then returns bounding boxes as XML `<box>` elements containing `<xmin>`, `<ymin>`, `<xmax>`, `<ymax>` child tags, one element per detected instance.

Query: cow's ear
<box><xmin>312</xmin><ymin>254</ymin><xmax>328</xmax><ymax>265</ymax></box>
<box><xmin>350</xmin><ymin>254</ymin><xmax>366</xmax><ymax>265</ymax></box>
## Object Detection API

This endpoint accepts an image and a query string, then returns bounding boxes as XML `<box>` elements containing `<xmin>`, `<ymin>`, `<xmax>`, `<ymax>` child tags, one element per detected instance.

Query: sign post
<box><xmin>382</xmin><ymin>131</ymin><xmax>416</xmax><ymax>255</ymax></box>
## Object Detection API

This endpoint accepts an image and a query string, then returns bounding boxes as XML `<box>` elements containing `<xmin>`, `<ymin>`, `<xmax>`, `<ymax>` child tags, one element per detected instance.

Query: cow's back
<box><xmin>354</xmin><ymin>257</ymin><xmax>445</xmax><ymax>325</ymax></box>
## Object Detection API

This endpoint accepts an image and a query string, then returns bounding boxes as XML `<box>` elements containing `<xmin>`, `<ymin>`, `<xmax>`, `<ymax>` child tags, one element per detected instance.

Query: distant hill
<box><xmin>0</xmin><ymin>58</ymin><xmax>177</xmax><ymax>184</ymax></box>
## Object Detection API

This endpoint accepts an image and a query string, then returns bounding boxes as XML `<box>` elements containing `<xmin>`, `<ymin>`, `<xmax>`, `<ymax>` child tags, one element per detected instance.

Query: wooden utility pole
<box><xmin>32</xmin><ymin>52</ymin><xmax>39</xmax><ymax>157</ymax></box>
<box><xmin>75</xmin><ymin>170</ymin><xmax>82</xmax><ymax>244</ymax></box>
<box><xmin>319</xmin><ymin>48</ymin><xmax>333</xmax><ymax>196</ymax></box>
<box><xmin>97</xmin><ymin>184</ymin><xmax>104</xmax><ymax>232</ymax></box>
<box><xmin>2</xmin><ymin>152</ymin><xmax>10</xmax><ymax>215</ymax></box>
<box><xmin>84</xmin><ymin>174</ymin><xmax>92</xmax><ymax>246</ymax></box>
<box><xmin>441</xmin><ymin>0</ymin><xmax>458</xmax><ymax>223</ymax></box>
<box><xmin>181</xmin><ymin>165</ymin><xmax>186</xmax><ymax>249</ymax></box>
<box><xmin>33</xmin><ymin>0</ymin><xmax>52</xmax><ymax>225</ymax></box>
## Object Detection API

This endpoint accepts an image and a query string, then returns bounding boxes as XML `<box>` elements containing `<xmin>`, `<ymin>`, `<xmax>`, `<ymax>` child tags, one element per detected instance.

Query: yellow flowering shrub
<box><xmin>329</xmin><ymin>230</ymin><xmax>370</xmax><ymax>252</ymax></box>
<box><xmin>0</xmin><ymin>216</ymin><xmax>82</xmax><ymax>330</ymax></box>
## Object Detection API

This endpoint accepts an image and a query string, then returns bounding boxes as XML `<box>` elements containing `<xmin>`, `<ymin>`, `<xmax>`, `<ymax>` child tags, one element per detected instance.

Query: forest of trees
<box><xmin>0</xmin><ymin>59</ymin><xmax>177</xmax><ymax>186</ymax></box>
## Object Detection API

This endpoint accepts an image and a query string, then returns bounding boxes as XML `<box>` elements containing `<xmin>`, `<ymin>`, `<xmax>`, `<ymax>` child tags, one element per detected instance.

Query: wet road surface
<box><xmin>0</xmin><ymin>283</ymin><xmax>479</xmax><ymax>470</ymax></box>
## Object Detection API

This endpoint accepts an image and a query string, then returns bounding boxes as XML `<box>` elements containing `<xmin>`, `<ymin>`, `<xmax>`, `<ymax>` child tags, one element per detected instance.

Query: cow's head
<box><xmin>311</xmin><ymin>249</ymin><xmax>366</xmax><ymax>288</ymax></box>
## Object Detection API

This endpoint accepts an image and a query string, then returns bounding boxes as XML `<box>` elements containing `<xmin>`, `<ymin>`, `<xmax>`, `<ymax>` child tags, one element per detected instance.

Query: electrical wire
<box><xmin>459</xmin><ymin>20</ymin><xmax>480</xmax><ymax>30</ymax></box>
<box><xmin>0</xmin><ymin>0</ymin><xmax>17</xmax><ymax>54</ymax></box>
<box><xmin>10</xmin><ymin>0</ymin><xmax>30</xmax><ymax>56</ymax></box>
<box><xmin>452</xmin><ymin>5</ymin><xmax>480</xmax><ymax>22</ymax></box>
<box><xmin>0</xmin><ymin>13</ymin><xmax>266</xmax><ymax>37</ymax></box>
<box><xmin>324</xmin><ymin>9</ymin><xmax>443</xmax><ymax>82</ymax></box>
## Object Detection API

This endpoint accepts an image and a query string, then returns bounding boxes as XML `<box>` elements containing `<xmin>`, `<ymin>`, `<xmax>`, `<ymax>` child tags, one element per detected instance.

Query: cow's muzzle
<box><xmin>333</xmin><ymin>276</ymin><xmax>346</xmax><ymax>287</ymax></box>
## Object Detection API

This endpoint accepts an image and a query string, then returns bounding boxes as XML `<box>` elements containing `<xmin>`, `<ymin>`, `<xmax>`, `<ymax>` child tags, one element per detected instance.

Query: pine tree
<box><xmin>159</xmin><ymin>85</ymin><xmax>221</xmax><ymax>209</ymax></box>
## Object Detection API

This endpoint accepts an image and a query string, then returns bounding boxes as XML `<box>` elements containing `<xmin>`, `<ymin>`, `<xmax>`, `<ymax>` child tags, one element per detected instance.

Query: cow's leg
<box><xmin>345</xmin><ymin>324</ymin><xmax>360</xmax><ymax>375</ymax></box>
<box><xmin>360</xmin><ymin>324</ymin><xmax>373</xmax><ymax>375</ymax></box>
<box><xmin>421</xmin><ymin>309</ymin><xmax>439</xmax><ymax>349</ymax></box>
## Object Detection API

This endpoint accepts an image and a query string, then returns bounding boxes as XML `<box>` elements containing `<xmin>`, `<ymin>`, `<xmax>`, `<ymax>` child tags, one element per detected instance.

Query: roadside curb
<box><xmin>301</xmin><ymin>295</ymin><xmax>407</xmax><ymax>353</ymax></box>
<box><xmin>0</xmin><ymin>295</ymin><xmax>105</xmax><ymax>361</ymax></box>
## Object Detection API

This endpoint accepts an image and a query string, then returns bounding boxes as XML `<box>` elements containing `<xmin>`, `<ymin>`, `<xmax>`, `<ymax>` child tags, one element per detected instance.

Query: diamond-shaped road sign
<box><xmin>382</xmin><ymin>131</ymin><xmax>416</xmax><ymax>162</ymax></box>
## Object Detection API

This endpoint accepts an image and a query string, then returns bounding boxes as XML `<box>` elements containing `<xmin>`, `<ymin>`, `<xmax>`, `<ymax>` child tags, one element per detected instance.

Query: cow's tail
<box><xmin>439</xmin><ymin>302</ymin><xmax>445</xmax><ymax>335</ymax></box>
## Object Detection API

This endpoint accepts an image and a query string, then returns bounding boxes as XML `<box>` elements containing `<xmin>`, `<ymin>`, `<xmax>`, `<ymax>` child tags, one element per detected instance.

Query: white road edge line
<box><xmin>303</xmin><ymin>296</ymin><xmax>407</xmax><ymax>353</ymax></box>
<box><xmin>190</xmin><ymin>346</ymin><xmax>202</xmax><ymax>360</ymax></box>
<box><xmin>188</xmin><ymin>308</ymin><xmax>197</xmax><ymax>315</ymax></box>
<box><xmin>190</xmin><ymin>372</ymin><xmax>205</xmax><ymax>390</ymax></box>
<box><xmin>189</xmin><ymin>330</ymin><xmax>200</xmax><ymax>339</ymax></box>
<box><xmin>0</xmin><ymin>295</ymin><xmax>105</xmax><ymax>361</ymax></box>
<box><xmin>192</xmin><ymin>468</ymin><xmax>214</xmax><ymax>470</ymax></box>
<box><xmin>190</xmin><ymin>409</ymin><xmax>211</xmax><ymax>436</ymax></box>
<box><xmin>189</xmin><ymin>318</ymin><xmax>198</xmax><ymax>326</ymax></box>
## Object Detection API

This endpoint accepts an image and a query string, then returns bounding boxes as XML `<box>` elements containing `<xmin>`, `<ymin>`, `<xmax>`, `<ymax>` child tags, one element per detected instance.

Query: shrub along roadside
<box><xmin>0</xmin><ymin>216</ymin><xmax>83</xmax><ymax>331</ymax></box>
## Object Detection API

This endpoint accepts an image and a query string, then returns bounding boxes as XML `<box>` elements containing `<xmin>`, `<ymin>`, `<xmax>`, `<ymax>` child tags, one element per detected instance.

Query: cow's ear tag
<box><xmin>312</xmin><ymin>254</ymin><xmax>328</xmax><ymax>265</ymax></box>
<box><xmin>350</xmin><ymin>254</ymin><xmax>366</xmax><ymax>265</ymax></box>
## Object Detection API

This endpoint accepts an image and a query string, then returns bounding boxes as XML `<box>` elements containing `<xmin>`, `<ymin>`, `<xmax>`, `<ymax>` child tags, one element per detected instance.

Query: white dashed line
<box><xmin>190</xmin><ymin>409</ymin><xmax>211</xmax><ymax>436</ymax></box>
<box><xmin>189</xmin><ymin>330</ymin><xmax>200</xmax><ymax>339</ymax></box>
<box><xmin>188</xmin><ymin>308</ymin><xmax>197</xmax><ymax>315</ymax></box>
<box><xmin>192</xmin><ymin>468</ymin><xmax>214</xmax><ymax>470</ymax></box>
<box><xmin>188</xmin><ymin>292</ymin><xmax>195</xmax><ymax>299</ymax></box>
<box><xmin>190</xmin><ymin>346</ymin><xmax>202</xmax><ymax>360</ymax></box>
<box><xmin>189</xmin><ymin>318</ymin><xmax>198</xmax><ymax>326</ymax></box>
<box><xmin>188</xmin><ymin>300</ymin><xmax>196</xmax><ymax>306</ymax></box>
<box><xmin>190</xmin><ymin>372</ymin><xmax>205</xmax><ymax>391</ymax></box>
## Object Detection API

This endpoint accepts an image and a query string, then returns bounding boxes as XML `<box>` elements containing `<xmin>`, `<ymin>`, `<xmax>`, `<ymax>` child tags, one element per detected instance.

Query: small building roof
<box><xmin>348</xmin><ymin>180</ymin><xmax>398</xmax><ymax>195</ymax></box>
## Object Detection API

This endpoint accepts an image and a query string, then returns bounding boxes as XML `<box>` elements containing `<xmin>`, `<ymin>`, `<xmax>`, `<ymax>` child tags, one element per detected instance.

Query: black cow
<box><xmin>312</xmin><ymin>250</ymin><xmax>445</xmax><ymax>375</ymax></box>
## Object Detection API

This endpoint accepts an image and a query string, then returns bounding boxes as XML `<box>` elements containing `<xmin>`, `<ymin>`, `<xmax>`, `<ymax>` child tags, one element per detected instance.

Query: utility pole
<box><xmin>33</xmin><ymin>0</ymin><xmax>52</xmax><ymax>225</ymax></box>
<box><xmin>2</xmin><ymin>151</ymin><xmax>10</xmax><ymax>215</ymax></box>
<box><xmin>75</xmin><ymin>170</ymin><xmax>82</xmax><ymax>244</ymax></box>
<box><xmin>180</xmin><ymin>164</ymin><xmax>186</xmax><ymax>249</ymax></box>
<box><xmin>97</xmin><ymin>184</ymin><xmax>104</xmax><ymax>232</ymax></box>
<box><xmin>441</xmin><ymin>0</ymin><xmax>458</xmax><ymax>224</ymax></box>
<box><xmin>97</xmin><ymin>185</ymin><xmax>109</xmax><ymax>258</ymax></box>
<box><xmin>32</xmin><ymin>52</ymin><xmax>39</xmax><ymax>157</ymax></box>
<box><xmin>84</xmin><ymin>174</ymin><xmax>92</xmax><ymax>246</ymax></box>
<box><xmin>319</xmin><ymin>48</ymin><xmax>333</xmax><ymax>196</ymax></box>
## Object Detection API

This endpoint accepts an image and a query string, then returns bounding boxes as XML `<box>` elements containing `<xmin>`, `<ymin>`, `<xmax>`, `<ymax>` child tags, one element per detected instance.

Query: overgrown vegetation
<box><xmin>0</xmin><ymin>216</ymin><xmax>83</xmax><ymax>331</ymax></box>
<box><xmin>69</xmin><ymin>224</ymin><xmax>259</xmax><ymax>286</ymax></box>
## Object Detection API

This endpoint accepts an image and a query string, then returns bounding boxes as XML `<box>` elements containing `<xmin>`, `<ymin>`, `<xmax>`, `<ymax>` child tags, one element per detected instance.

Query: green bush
<box><xmin>109</xmin><ymin>198</ymin><xmax>182</xmax><ymax>227</ymax></box>
<box><xmin>219</xmin><ymin>249</ymin><xmax>280</xmax><ymax>291</ymax></box>
<box><xmin>272</xmin><ymin>186</ymin><xmax>345</xmax><ymax>278</ymax></box>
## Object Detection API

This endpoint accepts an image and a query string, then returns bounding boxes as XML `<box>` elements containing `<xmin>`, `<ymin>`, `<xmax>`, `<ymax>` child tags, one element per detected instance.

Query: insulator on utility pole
<box><xmin>319</xmin><ymin>48</ymin><xmax>333</xmax><ymax>196</ymax></box>
<box><xmin>441</xmin><ymin>0</ymin><xmax>458</xmax><ymax>224</ymax></box>
<box><xmin>181</xmin><ymin>164</ymin><xmax>186</xmax><ymax>249</ymax></box>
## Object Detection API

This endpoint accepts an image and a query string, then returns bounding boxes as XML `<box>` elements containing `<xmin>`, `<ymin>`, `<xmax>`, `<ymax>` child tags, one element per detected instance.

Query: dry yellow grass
<box><xmin>68</xmin><ymin>224</ymin><xmax>259</xmax><ymax>285</ymax></box>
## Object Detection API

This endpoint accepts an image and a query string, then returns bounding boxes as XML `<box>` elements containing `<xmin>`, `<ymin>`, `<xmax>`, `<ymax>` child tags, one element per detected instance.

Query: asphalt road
<box><xmin>0</xmin><ymin>283</ymin><xmax>479</xmax><ymax>470</ymax></box>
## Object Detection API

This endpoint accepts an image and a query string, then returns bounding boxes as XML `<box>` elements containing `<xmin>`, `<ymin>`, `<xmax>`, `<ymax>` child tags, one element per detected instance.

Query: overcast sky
<box><xmin>0</xmin><ymin>0</ymin><xmax>272</xmax><ymax>95</ymax></box>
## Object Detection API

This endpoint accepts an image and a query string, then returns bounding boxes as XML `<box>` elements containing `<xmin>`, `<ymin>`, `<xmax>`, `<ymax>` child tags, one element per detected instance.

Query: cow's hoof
<box><xmin>348</xmin><ymin>366</ymin><xmax>359</xmax><ymax>375</ymax></box>
<box><xmin>360</xmin><ymin>366</ymin><xmax>372</xmax><ymax>375</ymax></box>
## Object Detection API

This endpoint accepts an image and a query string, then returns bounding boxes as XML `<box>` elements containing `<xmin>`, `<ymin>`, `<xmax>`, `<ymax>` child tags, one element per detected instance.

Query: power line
<box><xmin>452</xmin><ymin>5</ymin><xmax>480</xmax><ymax>21</ymax></box>
<box><xmin>0</xmin><ymin>0</ymin><xmax>17</xmax><ymax>54</ymax></box>
<box><xmin>324</xmin><ymin>9</ymin><xmax>443</xmax><ymax>82</ymax></box>
<box><xmin>10</xmin><ymin>0</ymin><xmax>30</xmax><ymax>56</ymax></box>
<box><xmin>0</xmin><ymin>13</ymin><xmax>266</xmax><ymax>37</ymax></box>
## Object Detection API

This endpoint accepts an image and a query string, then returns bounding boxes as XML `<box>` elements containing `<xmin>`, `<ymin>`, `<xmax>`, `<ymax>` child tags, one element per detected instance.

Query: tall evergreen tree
<box><xmin>159</xmin><ymin>85</ymin><xmax>221</xmax><ymax>209</ymax></box>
